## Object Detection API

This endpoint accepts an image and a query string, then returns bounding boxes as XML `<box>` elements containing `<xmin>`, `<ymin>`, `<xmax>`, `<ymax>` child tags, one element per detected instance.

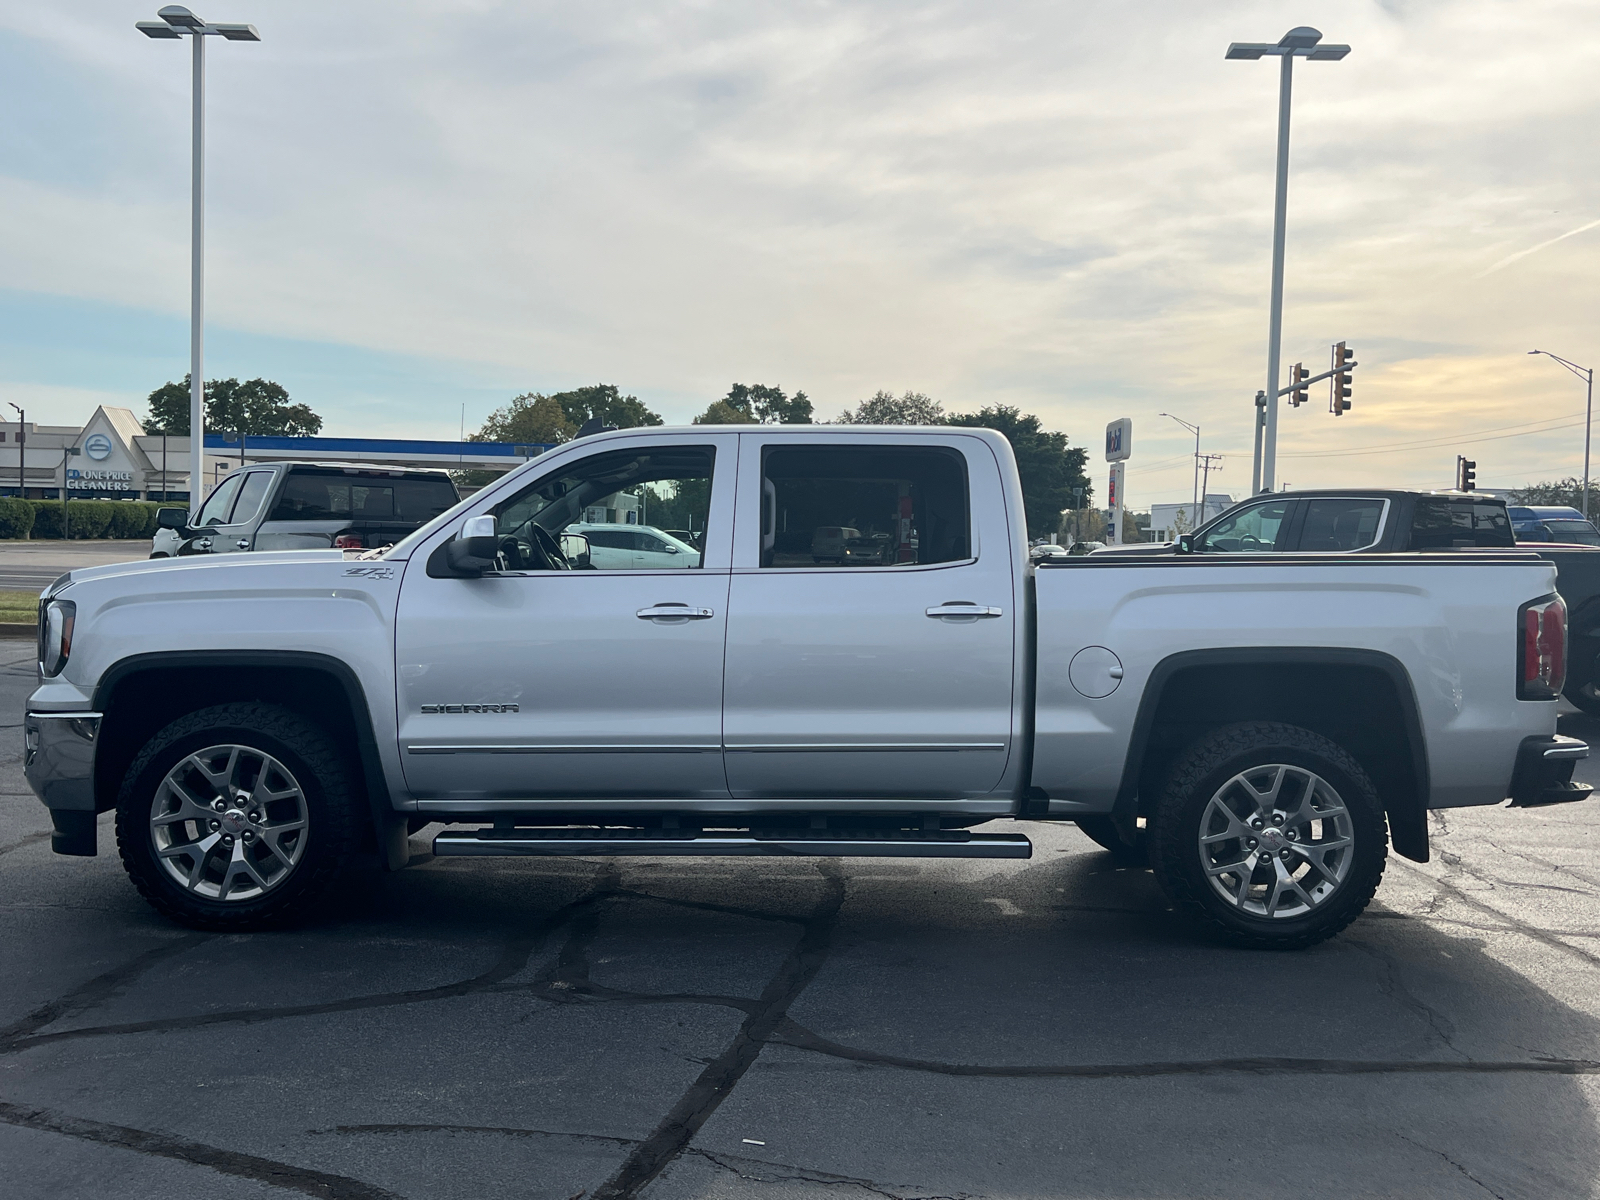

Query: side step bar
<box><xmin>432</xmin><ymin>828</ymin><xmax>1033</xmax><ymax>859</ymax></box>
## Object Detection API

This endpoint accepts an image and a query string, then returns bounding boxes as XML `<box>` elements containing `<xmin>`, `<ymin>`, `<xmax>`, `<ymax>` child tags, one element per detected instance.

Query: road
<box><xmin>0</xmin><ymin>541</ymin><xmax>152</xmax><ymax>590</ymax></box>
<box><xmin>1</xmin><ymin>640</ymin><xmax>1598</xmax><ymax>1198</ymax></box>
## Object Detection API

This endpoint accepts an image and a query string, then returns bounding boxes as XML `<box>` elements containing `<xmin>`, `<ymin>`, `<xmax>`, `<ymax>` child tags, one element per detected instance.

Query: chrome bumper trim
<box><xmin>24</xmin><ymin>711</ymin><xmax>102</xmax><ymax>811</ymax></box>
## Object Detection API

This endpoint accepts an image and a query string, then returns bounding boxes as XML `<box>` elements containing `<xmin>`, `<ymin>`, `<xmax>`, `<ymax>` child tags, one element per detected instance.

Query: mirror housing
<box><xmin>441</xmin><ymin>515</ymin><xmax>499</xmax><ymax>577</ymax></box>
<box><xmin>1175</xmin><ymin>533</ymin><xmax>1195</xmax><ymax>555</ymax></box>
<box><xmin>156</xmin><ymin>507</ymin><xmax>196</xmax><ymax>537</ymax></box>
<box><xmin>559</xmin><ymin>533</ymin><xmax>592</xmax><ymax>568</ymax></box>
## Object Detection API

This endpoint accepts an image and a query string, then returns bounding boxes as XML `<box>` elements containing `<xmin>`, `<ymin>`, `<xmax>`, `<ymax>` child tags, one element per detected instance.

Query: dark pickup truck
<box><xmin>1100</xmin><ymin>489</ymin><xmax>1600</xmax><ymax>713</ymax></box>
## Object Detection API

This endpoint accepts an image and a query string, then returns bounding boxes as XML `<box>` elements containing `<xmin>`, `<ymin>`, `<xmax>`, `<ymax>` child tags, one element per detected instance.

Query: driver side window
<box><xmin>490</xmin><ymin>445</ymin><xmax>714</xmax><ymax>571</ymax></box>
<box><xmin>1196</xmin><ymin>500</ymin><xmax>1292</xmax><ymax>553</ymax></box>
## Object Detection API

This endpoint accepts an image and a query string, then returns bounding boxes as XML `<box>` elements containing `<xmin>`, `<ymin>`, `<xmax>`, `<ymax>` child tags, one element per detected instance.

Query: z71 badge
<box><xmin>421</xmin><ymin>703</ymin><xmax>520</xmax><ymax>714</ymax></box>
<box><xmin>343</xmin><ymin>566</ymin><xmax>396</xmax><ymax>579</ymax></box>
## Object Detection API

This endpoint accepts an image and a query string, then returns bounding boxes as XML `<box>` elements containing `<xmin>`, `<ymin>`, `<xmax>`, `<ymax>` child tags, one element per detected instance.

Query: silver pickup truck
<box><xmin>24</xmin><ymin>425</ymin><xmax>1590</xmax><ymax>949</ymax></box>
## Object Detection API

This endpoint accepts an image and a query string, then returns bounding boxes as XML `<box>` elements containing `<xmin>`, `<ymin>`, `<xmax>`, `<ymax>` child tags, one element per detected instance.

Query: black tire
<box><xmin>1074</xmin><ymin>815</ymin><xmax>1148</xmax><ymax>865</ymax></box>
<box><xmin>115</xmin><ymin>703</ymin><xmax>360</xmax><ymax>932</ymax></box>
<box><xmin>1149</xmin><ymin>722</ymin><xmax>1387</xmax><ymax>950</ymax></box>
<box><xmin>1563</xmin><ymin>680</ymin><xmax>1600</xmax><ymax>715</ymax></box>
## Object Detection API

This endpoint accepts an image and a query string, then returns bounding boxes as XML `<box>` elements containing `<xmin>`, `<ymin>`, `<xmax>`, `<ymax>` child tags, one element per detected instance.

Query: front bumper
<box><xmin>1508</xmin><ymin>734</ymin><xmax>1593</xmax><ymax>806</ymax></box>
<box><xmin>24</xmin><ymin>711</ymin><xmax>102</xmax><ymax>856</ymax></box>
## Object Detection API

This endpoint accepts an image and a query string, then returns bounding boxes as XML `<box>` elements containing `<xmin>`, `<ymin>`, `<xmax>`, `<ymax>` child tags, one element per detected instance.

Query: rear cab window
<box><xmin>1409</xmin><ymin>497</ymin><xmax>1514</xmax><ymax>549</ymax></box>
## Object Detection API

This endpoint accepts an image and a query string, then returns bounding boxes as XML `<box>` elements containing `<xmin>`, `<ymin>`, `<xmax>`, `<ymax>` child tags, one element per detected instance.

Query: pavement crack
<box><xmin>688</xmin><ymin>1146</ymin><xmax>971</xmax><ymax>1199</ymax></box>
<box><xmin>765</xmin><ymin>1016</ymin><xmax>1600</xmax><ymax>1079</ymax></box>
<box><xmin>0</xmin><ymin>829</ymin><xmax>50</xmax><ymax>858</ymax></box>
<box><xmin>1397</xmin><ymin>1133</ymin><xmax>1507</xmax><ymax>1199</ymax></box>
<box><xmin>591</xmin><ymin>861</ymin><xmax>847</xmax><ymax>1200</ymax></box>
<box><xmin>1395</xmin><ymin>859</ymin><xmax>1600</xmax><ymax>970</ymax></box>
<box><xmin>0</xmin><ymin>932</ymin><xmax>212</xmax><ymax>1046</ymax></box>
<box><xmin>0</xmin><ymin>870</ymin><xmax>618</xmax><ymax>1056</ymax></box>
<box><xmin>1345</xmin><ymin>938</ymin><xmax>1465</xmax><ymax>1058</ymax></box>
<box><xmin>0</xmin><ymin>1100</ymin><xmax>403</xmax><ymax>1199</ymax></box>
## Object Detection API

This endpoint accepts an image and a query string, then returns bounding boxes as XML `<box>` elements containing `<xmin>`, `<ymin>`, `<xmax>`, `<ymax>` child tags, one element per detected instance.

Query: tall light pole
<box><xmin>1159</xmin><ymin>412</ymin><xmax>1201</xmax><ymax>529</ymax></box>
<box><xmin>1530</xmin><ymin>350</ymin><xmax>1595</xmax><ymax>521</ymax></box>
<box><xmin>1227</xmin><ymin>27</ymin><xmax>1350</xmax><ymax>494</ymax></box>
<box><xmin>8</xmin><ymin>403</ymin><xmax>23</xmax><ymax>500</ymax></box>
<box><xmin>138</xmin><ymin>7</ymin><xmax>259</xmax><ymax>515</ymax></box>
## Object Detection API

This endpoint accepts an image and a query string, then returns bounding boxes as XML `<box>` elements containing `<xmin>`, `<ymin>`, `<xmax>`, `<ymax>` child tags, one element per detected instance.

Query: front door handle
<box><xmin>637</xmin><ymin>604</ymin><xmax>715</xmax><ymax>622</ymax></box>
<box><xmin>926</xmin><ymin>603</ymin><xmax>1003</xmax><ymax>620</ymax></box>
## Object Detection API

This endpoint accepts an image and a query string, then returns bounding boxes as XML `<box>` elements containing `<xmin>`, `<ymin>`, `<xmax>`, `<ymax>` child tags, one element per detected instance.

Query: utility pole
<box><xmin>1228</xmin><ymin>27</ymin><xmax>1350</xmax><ymax>492</ymax></box>
<box><xmin>60</xmin><ymin>446</ymin><xmax>80</xmax><ymax>537</ymax></box>
<box><xmin>1197</xmin><ymin>454</ymin><xmax>1225</xmax><ymax>524</ymax></box>
<box><xmin>1529</xmin><ymin>350</ymin><xmax>1594</xmax><ymax>521</ymax></box>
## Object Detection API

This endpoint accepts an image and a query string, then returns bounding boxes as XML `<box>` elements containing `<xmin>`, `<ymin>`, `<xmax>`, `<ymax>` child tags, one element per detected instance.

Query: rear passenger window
<box><xmin>1298</xmin><ymin>499</ymin><xmax>1384</xmax><ymax>551</ymax></box>
<box><xmin>760</xmin><ymin>445</ymin><xmax>969</xmax><ymax>568</ymax></box>
<box><xmin>1410</xmin><ymin>498</ymin><xmax>1515</xmax><ymax>549</ymax></box>
<box><xmin>230</xmin><ymin>472</ymin><xmax>274</xmax><ymax>525</ymax></box>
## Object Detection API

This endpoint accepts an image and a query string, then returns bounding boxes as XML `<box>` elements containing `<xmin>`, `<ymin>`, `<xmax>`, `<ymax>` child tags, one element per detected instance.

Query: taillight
<box><xmin>1519</xmin><ymin>593</ymin><xmax>1567</xmax><ymax>700</ymax></box>
<box><xmin>334</xmin><ymin>533</ymin><xmax>365</xmax><ymax>549</ymax></box>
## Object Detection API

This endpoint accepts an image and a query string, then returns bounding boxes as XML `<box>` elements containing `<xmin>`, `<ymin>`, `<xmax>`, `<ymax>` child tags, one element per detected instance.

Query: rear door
<box><xmin>721</xmin><ymin>432</ymin><xmax>1018</xmax><ymax>800</ymax></box>
<box><xmin>1291</xmin><ymin>496</ymin><xmax>1387</xmax><ymax>552</ymax></box>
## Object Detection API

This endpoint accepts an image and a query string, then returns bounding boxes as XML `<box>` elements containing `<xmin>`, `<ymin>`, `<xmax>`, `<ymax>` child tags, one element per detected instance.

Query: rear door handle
<box><xmin>926</xmin><ymin>603</ymin><xmax>1003</xmax><ymax>619</ymax></box>
<box><xmin>236</xmin><ymin>539</ymin><xmax>250</xmax><ymax>549</ymax></box>
<box><xmin>637</xmin><ymin>604</ymin><xmax>715</xmax><ymax>622</ymax></box>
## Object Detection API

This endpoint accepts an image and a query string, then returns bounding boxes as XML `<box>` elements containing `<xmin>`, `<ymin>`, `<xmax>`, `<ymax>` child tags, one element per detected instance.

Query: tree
<box><xmin>693</xmin><ymin>400</ymin><xmax>756</xmax><ymax>424</ymax></box>
<box><xmin>945</xmin><ymin>404</ymin><xmax>1090</xmax><ymax>540</ymax></box>
<box><xmin>836</xmin><ymin>390</ymin><xmax>944</xmax><ymax>425</ymax></box>
<box><xmin>550</xmin><ymin>384</ymin><xmax>662</xmax><ymax>431</ymax></box>
<box><xmin>144</xmin><ymin>375</ymin><xmax>323</xmax><ymax>437</ymax></box>
<box><xmin>1510</xmin><ymin>478</ymin><xmax>1599</xmax><ymax>511</ymax></box>
<box><xmin>472</xmin><ymin>393</ymin><xmax>576</xmax><ymax>445</ymax></box>
<box><xmin>721</xmin><ymin>383</ymin><xmax>813</xmax><ymax>424</ymax></box>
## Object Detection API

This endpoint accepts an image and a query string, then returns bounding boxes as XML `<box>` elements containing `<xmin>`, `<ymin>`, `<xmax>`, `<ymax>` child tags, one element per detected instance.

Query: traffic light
<box><xmin>1330</xmin><ymin>341</ymin><xmax>1354</xmax><ymax>414</ymax></box>
<box><xmin>1287</xmin><ymin>362</ymin><xmax>1309</xmax><ymax>407</ymax></box>
<box><xmin>1457</xmin><ymin>455</ymin><xmax>1476</xmax><ymax>491</ymax></box>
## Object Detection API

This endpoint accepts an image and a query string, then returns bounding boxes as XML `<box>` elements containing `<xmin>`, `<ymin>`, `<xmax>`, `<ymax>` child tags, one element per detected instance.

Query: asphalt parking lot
<box><xmin>3</xmin><ymin>637</ymin><xmax>1600</xmax><ymax>1199</ymax></box>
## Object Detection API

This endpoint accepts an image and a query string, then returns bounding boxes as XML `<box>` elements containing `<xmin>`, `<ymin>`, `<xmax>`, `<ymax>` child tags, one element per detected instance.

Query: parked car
<box><xmin>1066</xmin><ymin>540</ymin><xmax>1105</xmax><ymax>556</ymax></box>
<box><xmin>563</xmin><ymin>523</ymin><xmax>701</xmax><ymax>570</ymax></box>
<box><xmin>1507</xmin><ymin>505</ymin><xmax>1600</xmax><ymax>547</ymax></box>
<box><xmin>1029</xmin><ymin>543</ymin><xmax>1070</xmax><ymax>562</ymax></box>
<box><xmin>152</xmin><ymin>462</ymin><xmax>460</xmax><ymax>558</ymax></box>
<box><xmin>1093</xmin><ymin>489</ymin><xmax>1600</xmax><ymax>712</ymax></box>
<box><xmin>810</xmin><ymin>525</ymin><xmax>861</xmax><ymax>563</ymax></box>
<box><xmin>662</xmin><ymin>528</ymin><xmax>705</xmax><ymax>552</ymax></box>
<box><xmin>28</xmin><ymin>426</ymin><xmax>1588</xmax><ymax>951</ymax></box>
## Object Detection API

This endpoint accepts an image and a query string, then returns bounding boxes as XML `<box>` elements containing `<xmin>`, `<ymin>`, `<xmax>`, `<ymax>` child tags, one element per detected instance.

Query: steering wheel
<box><xmin>1238</xmin><ymin>534</ymin><xmax>1262</xmax><ymax>551</ymax></box>
<box><xmin>528</xmin><ymin>526</ymin><xmax>571</xmax><ymax>571</ymax></box>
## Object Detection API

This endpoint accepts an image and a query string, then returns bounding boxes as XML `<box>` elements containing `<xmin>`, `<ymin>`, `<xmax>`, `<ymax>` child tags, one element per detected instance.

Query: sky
<box><xmin>2</xmin><ymin>0</ymin><xmax>1598</xmax><ymax>510</ymax></box>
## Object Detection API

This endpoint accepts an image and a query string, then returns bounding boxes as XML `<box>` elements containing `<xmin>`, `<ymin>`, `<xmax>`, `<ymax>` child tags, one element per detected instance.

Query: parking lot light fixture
<box><xmin>1530</xmin><ymin>350</ymin><xmax>1596</xmax><ymax>522</ymax></box>
<box><xmin>137</xmin><ymin>7</ymin><xmax>260</xmax><ymax>514</ymax></box>
<box><xmin>1159</xmin><ymin>412</ymin><xmax>1202</xmax><ymax>530</ymax></box>
<box><xmin>1228</xmin><ymin>27</ymin><xmax>1351</xmax><ymax>495</ymax></box>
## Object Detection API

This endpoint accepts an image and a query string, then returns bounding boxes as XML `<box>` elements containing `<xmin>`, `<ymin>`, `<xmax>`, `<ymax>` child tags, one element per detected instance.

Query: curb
<box><xmin>0</xmin><ymin>623</ymin><xmax>34</xmax><ymax>640</ymax></box>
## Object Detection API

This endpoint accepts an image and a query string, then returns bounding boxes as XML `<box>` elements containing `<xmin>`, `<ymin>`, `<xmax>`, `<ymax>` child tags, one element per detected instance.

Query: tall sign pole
<box><xmin>1106</xmin><ymin>418</ymin><xmax>1132</xmax><ymax>546</ymax></box>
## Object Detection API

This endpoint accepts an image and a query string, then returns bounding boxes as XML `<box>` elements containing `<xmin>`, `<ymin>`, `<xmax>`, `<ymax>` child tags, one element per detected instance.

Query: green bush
<box><xmin>23</xmin><ymin>499</ymin><xmax>173</xmax><ymax>539</ymax></box>
<box><xmin>0</xmin><ymin>498</ymin><xmax>35</xmax><ymax>539</ymax></box>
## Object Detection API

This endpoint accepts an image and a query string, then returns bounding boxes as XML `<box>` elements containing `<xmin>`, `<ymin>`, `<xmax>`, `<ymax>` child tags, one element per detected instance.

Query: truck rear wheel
<box><xmin>114</xmin><ymin>703</ymin><xmax>359</xmax><ymax>932</ymax></box>
<box><xmin>1149</xmin><ymin>722</ymin><xmax>1387</xmax><ymax>950</ymax></box>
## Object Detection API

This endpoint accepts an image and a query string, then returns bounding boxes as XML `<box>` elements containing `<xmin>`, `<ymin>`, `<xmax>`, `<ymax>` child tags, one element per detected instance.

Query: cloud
<box><xmin>1478</xmin><ymin>217</ymin><xmax>1600</xmax><ymax>277</ymax></box>
<box><xmin>1</xmin><ymin>1</ymin><xmax>1599</xmax><ymax>503</ymax></box>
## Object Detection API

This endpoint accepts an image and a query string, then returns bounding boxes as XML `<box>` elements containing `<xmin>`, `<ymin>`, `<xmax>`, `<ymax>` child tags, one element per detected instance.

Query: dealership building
<box><xmin>0</xmin><ymin>407</ymin><xmax>549</xmax><ymax>503</ymax></box>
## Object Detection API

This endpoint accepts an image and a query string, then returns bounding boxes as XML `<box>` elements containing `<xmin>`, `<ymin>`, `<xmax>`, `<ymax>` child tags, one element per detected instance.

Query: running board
<box><xmin>432</xmin><ymin>828</ymin><xmax>1032</xmax><ymax>859</ymax></box>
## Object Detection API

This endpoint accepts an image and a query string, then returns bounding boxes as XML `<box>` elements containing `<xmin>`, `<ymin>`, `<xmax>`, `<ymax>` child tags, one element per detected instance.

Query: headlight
<box><xmin>39</xmin><ymin>599</ymin><xmax>75</xmax><ymax>678</ymax></box>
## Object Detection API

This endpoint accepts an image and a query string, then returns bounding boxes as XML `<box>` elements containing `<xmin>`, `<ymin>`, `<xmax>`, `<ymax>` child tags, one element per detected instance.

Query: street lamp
<box><xmin>138</xmin><ymin>6</ymin><xmax>260</xmax><ymax>517</ymax></box>
<box><xmin>1530</xmin><ymin>350</ymin><xmax>1596</xmax><ymax>522</ymax></box>
<box><xmin>1227</xmin><ymin>27</ymin><xmax>1350</xmax><ymax>495</ymax></box>
<box><xmin>1159</xmin><ymin>412</ymin><xmax>1201</xmax><ymax>530</ymax></box>
<box><xmin>8</xmin><ymin>403</ymin><xmax>23</xmax><ymax>499</ymax></box>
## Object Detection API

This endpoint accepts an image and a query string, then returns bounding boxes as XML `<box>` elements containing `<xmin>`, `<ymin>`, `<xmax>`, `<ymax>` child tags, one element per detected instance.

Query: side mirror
<box><xmin>1176</xmin><ymin>534</ymin><xmax>1195</xmax><ymax>555</ymax></box>
<box><xmin>442</xmin><ymin>514</ymin><xmax>499</xmax><ymax>577</ymax></box>
<box><xmin>664</xmin><ymin>544</ymin><xmax>680</xmax><ymax>554</ymax></box>
<box><xmin>156</xmin><ymin>507</ymin><xmax>196</xmax><ymax>536</ymax></box>
<box><xmin>559</xmin><ymin>533</ymin><xmax>592</xmax><ymax>568</ymax></box>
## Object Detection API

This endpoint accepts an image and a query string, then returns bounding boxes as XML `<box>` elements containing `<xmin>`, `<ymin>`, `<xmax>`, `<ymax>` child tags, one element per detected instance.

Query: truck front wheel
<box><xmin>114</xmin><ymin>703</ymin><xmax>359</xmax><ymax>932</ymax></box>
<box><xmin>1149</xmin><ymin>722</ymin><xmax>1387</xmax><ymax>950</ymax></box>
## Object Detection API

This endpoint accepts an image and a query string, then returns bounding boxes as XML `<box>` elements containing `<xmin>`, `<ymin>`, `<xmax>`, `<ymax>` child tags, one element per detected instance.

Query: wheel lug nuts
<box><xmin>242</xmin><ymin>831</ymin><xmax>254</xmax><ymax>842</ymax></box>
<box><xmin>213</xmin><ymin>800</ymin><xmax>225</xmax><ymax>812</ymax></box>
<box><xmin>209</xmin><ymin>820</ymin><xmax>220</xmax><ymax>831</ymax></box>
<box><xmin>1259</xmin><ymin>852</ymin><xmax>1271</xmax><ymax>863</ymax></box>
<box><xmin>1287</xmin><ymin>830</ymin><xmax>1298</xmax><ymax>841</ymax></box>
<box><xmin>1251</xmin><ymin>819</ymin><xmax>1263</xmax><ymax>830</ymax></box>
<box><xmin>222</xmin><ymin>835</ymin><xmax>234</xmax><ymax>846</ymax></box>
<box><xmin>1281</xmin><ymin>849</ymin><xmax>1292</xmax><ymax>860</ymax></box>
<box><xmin>1247</xmin><ymin>838</ymin><xmax>1258</xmax><ymax>849</ymax></box>
<box><xmin>1272</xmin><ymin>814</ymin><xmax>1283</xmax><ymax>825</ymax></box>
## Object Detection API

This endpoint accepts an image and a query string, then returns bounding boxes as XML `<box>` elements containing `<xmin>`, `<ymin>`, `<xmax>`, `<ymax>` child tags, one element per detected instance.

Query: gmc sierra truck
<box><xmin>23</xmin><ymin>426</ymin><xmax>1591</xmax><ymax>949</ymax></box>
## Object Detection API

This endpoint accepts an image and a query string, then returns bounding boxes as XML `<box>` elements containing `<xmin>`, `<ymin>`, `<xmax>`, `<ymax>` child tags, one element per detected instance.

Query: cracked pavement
<box><xmin>3</xmin><ymin>640</ymin><xmax>1600</xmax><ymax>1197</ymax></box>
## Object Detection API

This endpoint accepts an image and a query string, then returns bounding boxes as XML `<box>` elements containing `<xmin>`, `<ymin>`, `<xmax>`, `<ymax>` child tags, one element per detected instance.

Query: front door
<box><xmin>394</xmin><ymin>435</ymin><xmax>736</xmax><ymax>801</ymax></box>
<box><xmin>722</xmin><ymin>433</ymin><xmax>1018</xmax><ymax>799</ymax></box>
